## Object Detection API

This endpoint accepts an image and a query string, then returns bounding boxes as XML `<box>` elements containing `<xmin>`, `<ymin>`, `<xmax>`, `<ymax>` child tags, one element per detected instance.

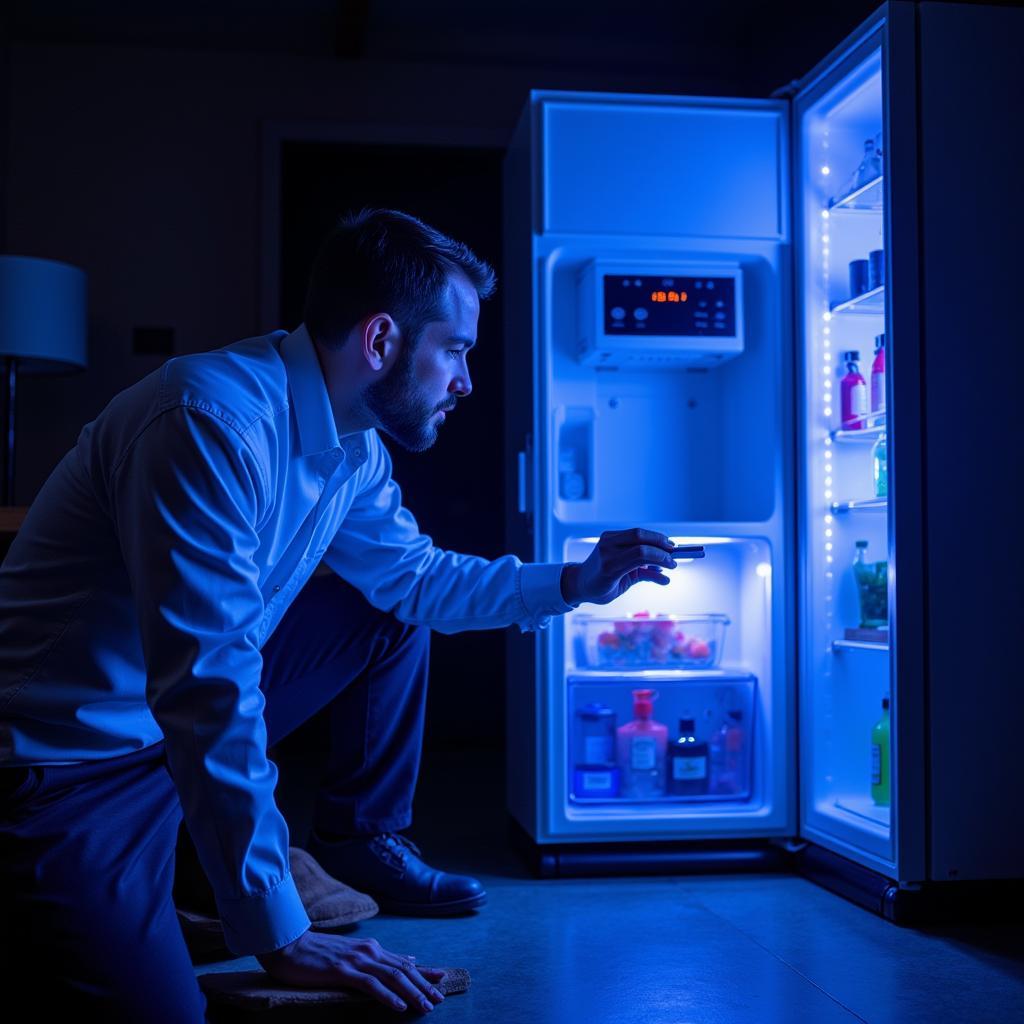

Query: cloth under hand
<box><xmin>198</xmin><ymin>966</ymin><xmax>471</xmax><ymax>1010</ymax></box>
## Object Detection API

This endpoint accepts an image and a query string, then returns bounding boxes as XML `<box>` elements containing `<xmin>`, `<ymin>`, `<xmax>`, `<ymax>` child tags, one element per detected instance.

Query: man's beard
<box><xmin>363</xmin><ymin>341</ymin><xmax>450</xmax><ymax>453</ymax></box>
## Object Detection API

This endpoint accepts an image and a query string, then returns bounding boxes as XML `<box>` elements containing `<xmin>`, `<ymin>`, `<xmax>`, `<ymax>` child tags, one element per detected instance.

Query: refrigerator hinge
<box><xmin>773</xmin><ymin>837</ymin><xmax>809</xmax><ymax>854</ymax></box>
<box><xmin>770</xmin><ymin>78</ymin><xmax>801</xmax><ymax>100</ymax></box>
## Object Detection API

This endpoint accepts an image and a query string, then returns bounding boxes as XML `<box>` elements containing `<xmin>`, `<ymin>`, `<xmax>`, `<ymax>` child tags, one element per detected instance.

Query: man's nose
<box><xmin>449</xmin><ymin>372</ymin><xmax>472</xmax><ymax>398</ymax></box>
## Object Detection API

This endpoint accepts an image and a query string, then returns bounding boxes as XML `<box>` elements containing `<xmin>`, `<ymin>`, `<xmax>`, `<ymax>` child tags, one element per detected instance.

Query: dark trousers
<box><xmin>0</xmin><ymin>572</ymin><xmax>430</xmax><ymax>1023</ymax></box>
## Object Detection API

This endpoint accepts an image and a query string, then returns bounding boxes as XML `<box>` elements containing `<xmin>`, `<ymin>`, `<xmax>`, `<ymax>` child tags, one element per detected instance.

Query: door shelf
<box><xmin>830</xmin><ymin>285</ymin><xmax>885</xmax><ymax>316</ymax></box>
<box><xmin>831</xmin><ymin>497</ymin><xmax>887</xmax><ymax>514</ymax></box>
<box><xmin>832</xmin><ymin>640</ymin><xmax>889</xmax><ymax>653</ymax></box>
<box><xmin>831</xmin><ymin>410</ymin><xmax>886</xmax><ymax>442</ymax></box>
<box><xmin>833</xmin><ymin>793</ymin><xmax>890</xmax><ymax>828</ymax></box>
<box><xmin>828</xmin><ymin>174</ymin><xmax>884</xmax><ymax>212</ymax></box>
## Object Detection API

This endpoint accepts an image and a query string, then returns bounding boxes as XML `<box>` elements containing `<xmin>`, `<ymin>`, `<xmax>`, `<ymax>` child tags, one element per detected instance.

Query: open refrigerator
<box><xmin>503</xmin><ymin>2</ymin><xmax>1024</xmax><ymax>918</ymax></box>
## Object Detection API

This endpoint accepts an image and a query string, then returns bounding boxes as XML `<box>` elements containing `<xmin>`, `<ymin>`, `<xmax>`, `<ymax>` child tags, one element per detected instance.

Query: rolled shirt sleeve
<box><xmin>323</xmin><ymin>433</ymin><xmax>577</xmax><ymax>634</ymax></box>
<box><xmin>110</xmin><ymin>405</ymin><xmax>310</xmax><ymax>955</ymax></box>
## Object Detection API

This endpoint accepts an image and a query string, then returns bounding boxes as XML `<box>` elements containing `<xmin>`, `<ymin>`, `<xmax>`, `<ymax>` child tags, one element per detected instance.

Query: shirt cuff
<box><xmin>217</xmin><ymin>870</ymin><xmax>312</xmax><ymax>957</ymax></box>
<box><xmin>519</xmin><ymin>562</ymin><xmax>578</xmax><ymax>629</ymax></box>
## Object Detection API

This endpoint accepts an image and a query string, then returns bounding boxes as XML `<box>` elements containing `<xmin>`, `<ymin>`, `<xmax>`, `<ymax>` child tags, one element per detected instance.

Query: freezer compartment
<box><xmin>573</xmin><ymin>612</ymin><xmax>730</xmax><ymax>671</ymax></box>
<box><xmin>567</xmin><ymin>672</ymin><xmax>756</xmax><ymax>805</ymax></box>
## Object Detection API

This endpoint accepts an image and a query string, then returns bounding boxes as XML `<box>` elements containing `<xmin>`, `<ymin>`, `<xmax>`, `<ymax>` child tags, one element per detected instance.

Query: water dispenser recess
<box><xmin>557</xmin><ymin>407</ymin><xmax>594</xmax><ymax>502</ymax></box>
<box><xmin>576</xmin><ymin>259</ymin><xmax>745</xmax><ymax>368</ymax></box>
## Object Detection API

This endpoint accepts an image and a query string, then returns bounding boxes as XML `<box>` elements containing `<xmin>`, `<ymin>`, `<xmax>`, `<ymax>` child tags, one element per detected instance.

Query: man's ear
<box><xmin>362</xmin><ymin>314</ymin><xmax>399</xmax><ymax>371</ymax></box>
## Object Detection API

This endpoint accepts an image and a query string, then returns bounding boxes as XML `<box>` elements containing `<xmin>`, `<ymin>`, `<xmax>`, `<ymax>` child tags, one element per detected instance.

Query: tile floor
<box><xmin>195</xmin><ymin>748</ymin><xmax>1024</xmax><ymax>1024</ymax></box>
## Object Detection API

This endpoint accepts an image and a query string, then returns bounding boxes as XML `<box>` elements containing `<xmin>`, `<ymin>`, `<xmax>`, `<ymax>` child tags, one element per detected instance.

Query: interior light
<box><xmin>755</xmin><ymin>562</ymin><xmax>772</xmax><ymax>578</ymax></box>
<box><xmin>823</xmin><ymin>312</ymin><xmax>832</xmax><ymax>322</ymax></box>
<box><xmin>824</xmin><ymin>407</ymin><xmax>833</xmax><ymax>417</ymax></box>
<box><xmin>823</xmin><ymin>234</ymin><xmax>830</xmax><ymax>243</ymax></box>
<box><xmin>821</xmin><ymin>166</ymin><xmax>831</xmax><ymax>175</ymax></box>
<box><xmin>821</xmin><ymin>210</ymin><xmax>830</xmax><ymax>219</ymax></box>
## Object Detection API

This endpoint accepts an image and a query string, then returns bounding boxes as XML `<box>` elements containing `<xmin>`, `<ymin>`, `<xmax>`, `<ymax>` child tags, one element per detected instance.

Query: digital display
<box><xmin>603</xmin><ymin>275</ymin><xmax>736</xmax><ymax>336</ymax></box>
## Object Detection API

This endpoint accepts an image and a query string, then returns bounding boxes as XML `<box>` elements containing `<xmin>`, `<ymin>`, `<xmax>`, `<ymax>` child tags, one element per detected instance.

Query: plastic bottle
<box><xmin>572</xmin><ymin>703</ymin><xmax>620</xmax><ymax>800</ymax></box>
<box><xmin>870</xmin><ymin>334</ymin><xmax>886</xmax><ymax>414</ymax></box>
<box><xmin>709</xmin><ymin>710</ymin><xmax>746</xmax><ymax>796</ymax></box>
<box><xmin>871</xmin><ymin>697</ymin><xmax>891</xmax><ymax>807</ymax></box>
<box><xmin>872</xmin><ymin>433</ymin><xmax>888</xmax><ymax>498</ymax></box>
<box><xmin>840</xmin><ymin>351</ymin><xmax>868</xmax><ymax>430</ymax></box>
<box><xmin>616</xmin><ymin>689</ymin><xmax>668</xmax><ymax>798</ymax></box>
<box><xmin>856</xmin><ymin>138</ymin><xmax>883</xmax><ymax>188</ymax></box>
<box><xmin>667</xmin><ymin>717</ymin><xmax>709</xmax><ymax>796</ymax></box>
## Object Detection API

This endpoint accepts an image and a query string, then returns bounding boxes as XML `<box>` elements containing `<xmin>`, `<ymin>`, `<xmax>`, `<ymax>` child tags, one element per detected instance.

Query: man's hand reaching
<box><xmin>257</xmin><ymin>929</ymin><xmax>446</xmax><ymax>1014</ymax></box>
<box><xmin>560</xmin><ymin>528</ymin><xmax>677</xmax><ymax>606</ymax></box>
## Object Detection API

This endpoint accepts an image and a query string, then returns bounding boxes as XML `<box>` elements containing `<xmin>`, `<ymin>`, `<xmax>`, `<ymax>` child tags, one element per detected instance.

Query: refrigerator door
<box><xmin>505</xmin><ymin>91</ymin><xmax>796</xmax><ymax>846</ymax></box>
<box><xmin>794</xmin><ymin>3</ymin><xmax>926</xmax><ymax>882</ymax></box>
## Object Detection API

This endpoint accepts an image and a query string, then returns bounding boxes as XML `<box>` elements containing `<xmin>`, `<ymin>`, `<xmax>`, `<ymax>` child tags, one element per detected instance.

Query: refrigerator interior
<box><xmin>563</xmin><ymin>537</ymin><xmax>772</xmax><ymax>821</ymax></box>
<box><xmin>512</xmin><ymin>95</ymin><xmax>795</xmax><ymax>842</ymax></box>
<box><xmin>798</xmin><ymin>43</ymin><xmax>896</xmax><ymax>870</ymax></box>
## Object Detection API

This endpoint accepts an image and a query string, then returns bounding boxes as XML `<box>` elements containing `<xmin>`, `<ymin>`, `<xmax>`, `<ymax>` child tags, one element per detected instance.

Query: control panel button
<box><xmin>611</xmin><ymin>306</ymin><xmax>626</xmax><ymax>320</ymax></box>
<box><xmin>633</xmin><ymin>307</ymin><xmax>649</xmax><ymax>321</ymax></box>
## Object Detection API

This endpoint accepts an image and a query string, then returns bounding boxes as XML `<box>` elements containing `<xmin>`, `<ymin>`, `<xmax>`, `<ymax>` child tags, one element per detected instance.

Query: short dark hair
<box><xmin>303</xmin><ymin>208</ymin><xmax>497</xmax><ymax>350</ymax></box>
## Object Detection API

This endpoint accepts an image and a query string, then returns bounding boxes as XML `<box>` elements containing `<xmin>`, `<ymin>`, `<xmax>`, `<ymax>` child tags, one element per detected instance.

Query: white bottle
<box><xmin>856</xmin><ymin>139</ymin><xmax>883</xmax><ymax>188</ymax></box>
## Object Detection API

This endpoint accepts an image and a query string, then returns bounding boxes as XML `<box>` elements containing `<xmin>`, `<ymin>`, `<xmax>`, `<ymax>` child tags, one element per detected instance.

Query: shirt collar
<box><xmin>280</xmin><ymin>323</ymin><xmax>341</xmax><ymax>456</ymax></box>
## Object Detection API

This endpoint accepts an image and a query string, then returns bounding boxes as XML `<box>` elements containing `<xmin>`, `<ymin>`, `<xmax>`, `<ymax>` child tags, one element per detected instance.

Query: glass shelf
<box><xmin>832</xmin><ymin>640</ymin><xmax>889</xmax><ymax>653</ymax></box>
<box><xmin>566</xmin><ymin>668</ymin><xmax>738</xmax><ymax>680</ymax></box>
<box><xmin>831</xmin><ymin>410</ymin><xmax>886</xmax><ymax>442</ymax></box>
<box><xmin>831</xmin><ymin>497</ymin><xmax>887</xmax><ymax>514</ymax></box>
<box><xmin>830</xmin><ymin>285</ymin><xmax>885</xmax><ymax>316</ymax></box>
<box><xmin>828</xmin><ymin>175</ymin><xmax>884</xmax><ymax>212</ymax></box>
<box><xmin>833</xmin><ymin>794</ymin><xmax>890</xmax><ymax>828</ymax></box>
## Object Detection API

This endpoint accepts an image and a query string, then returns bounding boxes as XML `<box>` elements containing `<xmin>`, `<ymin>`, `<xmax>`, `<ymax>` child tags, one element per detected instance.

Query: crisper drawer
<box><xmin>567</xmin><ymin>672</ymin><xmax>756</xmax><ymax>806</ymax></box>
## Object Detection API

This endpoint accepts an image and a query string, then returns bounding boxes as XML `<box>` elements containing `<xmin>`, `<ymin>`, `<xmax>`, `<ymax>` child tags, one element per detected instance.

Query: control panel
<box><xmin>577</xmin><ymin>259</ymin><xmax>744</xmax><ymax>368</ymax></box>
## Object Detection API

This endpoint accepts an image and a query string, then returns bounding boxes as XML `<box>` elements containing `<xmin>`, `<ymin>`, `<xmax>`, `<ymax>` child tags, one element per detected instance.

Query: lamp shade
<box><xmin>0</xmin><ymin>255</ymin><xmax>88</xmax><ymax>373</ymax></box>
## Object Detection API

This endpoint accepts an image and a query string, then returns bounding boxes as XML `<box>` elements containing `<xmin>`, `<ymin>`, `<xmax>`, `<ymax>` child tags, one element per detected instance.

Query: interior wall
<box><xmin>5</xmin><ymin>41</ymin><xmax>696</xmax><ymax>504</ymax></box>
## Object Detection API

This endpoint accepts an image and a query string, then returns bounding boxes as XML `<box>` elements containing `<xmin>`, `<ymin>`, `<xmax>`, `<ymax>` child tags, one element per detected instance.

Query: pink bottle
<box><xmin>840</xmin><ymin>350</ymin><xmax>868</xmax><ymax>430</ymax></box>
<box><xmin>870</xmin><ymin>334</ymin><xmax>886</xmax><ymax>414</ymax></box>
<box><xmin>616</xmin><ymin>689</ymin><xmax>668</xmax><ymax>798</ymax></box>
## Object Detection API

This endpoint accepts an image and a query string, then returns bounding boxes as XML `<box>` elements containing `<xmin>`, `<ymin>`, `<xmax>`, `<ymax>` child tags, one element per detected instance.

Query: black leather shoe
<box><xmin>306</xmin><ymin>831</ymin><xmax>487</xmax><ymax>917</ymax></box>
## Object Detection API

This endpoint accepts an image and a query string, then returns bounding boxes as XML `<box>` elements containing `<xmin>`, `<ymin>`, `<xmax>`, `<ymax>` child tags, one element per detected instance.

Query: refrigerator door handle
<box><xmin>517</xmin><ymin>434</ymin><xmax>533</xmax><ymax>515</ymax></box>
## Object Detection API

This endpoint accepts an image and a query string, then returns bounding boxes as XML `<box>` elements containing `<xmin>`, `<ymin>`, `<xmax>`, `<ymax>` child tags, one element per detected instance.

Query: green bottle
<box><xmin>853</xmin><ymin>540</ymin><xmax>888</xmax><ymax>628</ymax></box>
<box><xmin>872</xmin><ymin>432</ymin><xmax>888</xmax><ymax>497</ymax></box>
<box><xmin>871</xmin><ymin>697</ymin><xmax>891</xmax><ymax>807</ymax></box>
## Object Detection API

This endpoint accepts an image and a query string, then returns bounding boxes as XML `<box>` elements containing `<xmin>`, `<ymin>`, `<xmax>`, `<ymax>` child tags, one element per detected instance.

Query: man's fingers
<box><xmin>602</xmin><ymin>528</ymin><xmax>672</xmax><ymax>550</ymax></box>
<box><xmin>367</xmin><ymin>957</ymin><xmax>444</xmax><ymax>1010</ymax></box>
<box><xmin>344</xmin><ymin>968</ymin><xmax>411</xmax><ymax>1012</ymax></box>
<box><xmin>611</xmin><ymin>545</ymin><xmax>676</xmax><ymax>571</ymax></box>
<box><xmin>397</xmin><ymin>957</ymin><xmax>446</xmax><ymax>1001</ymax></box>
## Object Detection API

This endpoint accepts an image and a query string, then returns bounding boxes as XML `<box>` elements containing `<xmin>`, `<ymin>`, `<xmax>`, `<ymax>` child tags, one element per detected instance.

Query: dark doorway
<box><xmin>277</xmin><ymin>141</ymin><xmax>507</xmax><ymax>754</ymax></box>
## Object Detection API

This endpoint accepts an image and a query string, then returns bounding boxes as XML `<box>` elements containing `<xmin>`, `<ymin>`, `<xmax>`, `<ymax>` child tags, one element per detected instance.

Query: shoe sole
<box><xmin>377</xmin><ymin>891</ymin><xmax>488</xmax><ymax>917</ymax></box>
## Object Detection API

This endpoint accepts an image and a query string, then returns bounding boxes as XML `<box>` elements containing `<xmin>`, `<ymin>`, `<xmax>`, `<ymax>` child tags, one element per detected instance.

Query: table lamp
<box><xmin>0</xmin><ymin>255</ymin><xmax>88</xmax><ymax>505</ymax></box>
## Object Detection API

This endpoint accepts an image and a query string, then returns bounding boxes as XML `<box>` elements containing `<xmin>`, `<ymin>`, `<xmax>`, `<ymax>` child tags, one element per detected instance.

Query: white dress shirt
<box><xmin>0</xmin><ymin>323</ymin><xmax>573</xmax><ymax>954</ymax></box>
